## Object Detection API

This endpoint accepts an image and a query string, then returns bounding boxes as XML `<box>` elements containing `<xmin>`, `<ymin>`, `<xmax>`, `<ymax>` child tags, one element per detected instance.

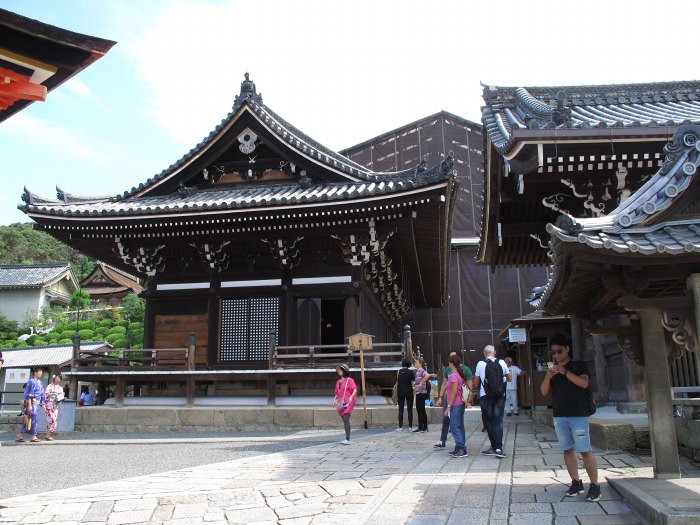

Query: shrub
<box><xmin>132</xmin><ymin>343</ymin><xmax>143</xmax><ymax>350</ymax></box>
<box><xmin>96</xmin><ymin>307</ymin><xmax>121</xmax><ymax>323</ymax></box>
<box><xmin>108</xmin><ymin>326</ymin><xmax>127</xmax><ymax>335</ymax></box>
<box><xmin>98</xmin><ymin>319</ymin><xmax>114</xmax><ymax>328</ymax></box>
<box><xmin>8</xmin><ymin>331</ymin><xmax>18</xmax><ymax>339</ymax></box>
<box><xmin>113</xmin><ymin>338</ymin><xmax>130</xmax><ymax>349</ymax></box>
<box><xmin>15</xmin><ymin>340</ymin><xmax>28</xmax><ymax>347</ymax></box>
<box><xmin>60</xmin><ymin>330</ymin><xmax>75</xmax><ymax>340</ymax></box>
<box><xmin>58</xmin><ymin>339</ymin><xmax>73</xmax><ymax>344</ymax></box>
<box><xmin>53</xmin><ymin>322</ymin><xmax>69</xmax><ymax>333</ymax></box>
<box><xmin>118</xmin><ymin>320</ymin><xmax>129</xmax><ymax>328</ymax></box>
<box><xmin>128</xmin><ymin>322</ymin><xmax>144</xmax><ymax>331</ymax></box>
<box><xmin>32</xmin><ymin>338</ymin><xmax>47</xmax><ymax>346</ymax></box>
<box><xmin>78</xmin><ymin>329</ymin><xmax>95</xmax><ymax>340</ymax></box>
<box><xmin>78</xmin><ymin>320</ymin><xmax>96</xmax><ymax>331</ymax></box>
<box><xmin>105</xmin><ymin>333</ymin><xmax>122</xmax><ymax>344</ymax></box>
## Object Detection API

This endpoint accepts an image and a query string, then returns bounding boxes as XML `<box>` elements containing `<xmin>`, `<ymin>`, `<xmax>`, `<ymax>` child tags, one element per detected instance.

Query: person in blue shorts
<box><xmin>540</xmin><ymin>333</ymin><xmax>600</xmax><ymax>502</ymax></box>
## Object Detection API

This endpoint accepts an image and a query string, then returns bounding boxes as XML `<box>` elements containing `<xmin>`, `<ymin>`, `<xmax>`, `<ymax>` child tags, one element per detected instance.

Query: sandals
<box><xmin>45</xmin><ymin>437</ymin><xmax>54</xmax><ymax>441</ymax></box>
<box><xmin>29</xmin><ymin>438</ymin><xmax>41</xmax><ymax>443</ymax></box>
<box><xmin>15</xmin><ymin>438</ymin><xmax>25</xmax><ymax>443</ymax></box>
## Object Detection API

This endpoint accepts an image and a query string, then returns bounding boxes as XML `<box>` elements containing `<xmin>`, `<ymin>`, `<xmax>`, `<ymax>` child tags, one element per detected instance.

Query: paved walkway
<box><xmin>0</xmin><ymin>414</ymin><xmax>697</xmax><ymax>524</ymax></box>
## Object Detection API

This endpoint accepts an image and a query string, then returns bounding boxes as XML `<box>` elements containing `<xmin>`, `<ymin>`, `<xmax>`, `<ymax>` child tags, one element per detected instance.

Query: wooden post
<box><xmin>186</xmin><ymin>332</ymin><xmax>196</xmax><ymax>407</ymax></box>
<box><xmin>267</xmin><ymin>329</ymin><xmax>277</xmax><ymax>406</ymax></box>
<box><xmin>359</xmin><ymin>345</ymin><xmax>368</xmax><ymax>429</ymax></box>
<box><xmin>349</xmin><ymin>333</ymin><xmax>373</xmax><ymax>430</ymax></box>
<box><xmin>115</xmin><ymin>376</ymin><xmax>125</xmax><ymax>407</ymax></box>
<box><xmin>69</xmin><ymin>333</ymin><xmax>80</xmax><ymax>400</ymax></box>
<box><xmin>403</xmin><ymin>324</ymin><xmax>413</xmax><ymax>362</ymax></box>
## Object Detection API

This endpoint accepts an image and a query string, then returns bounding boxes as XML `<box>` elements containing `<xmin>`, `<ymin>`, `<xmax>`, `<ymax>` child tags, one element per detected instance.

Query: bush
<box><xmin>132</xmin><ymin>343</ymin><xmax>143</xmax><ymax>349</ymax></box>
<box><xmin>58</xmin><ymin>339</ymin><xmax>73</xmax><ymax>344</ymax></box>
<box><xmin>78</xmin><ymin>320</ymin><xmax>96</xmax><ymax>331</ymax></box>
<box><xmin>98</xmin><ymin>319</ymin><xmax>114</xmax><ymax>328</ymax></box>
<box><xmin>53</xmin><ymin>322</ymin><xmax>69</xmax><ymax>333</ymax></box>
<box><xmin>107</xmin><ymin>326</ymin><xmax>126</xmax><ymax>335</ymax></box>
<box><xmin>32</xmin><ymin>338</ymin><xmax>47</xmax><ymax>346</ymax></box>
<box><xmin>96</xmin><ymin>307</ymin><xmax>121</xmax><ymax>323</ymax></box>
<box><xmin>118</xmin><ymin>320</ymin><xmax>129</xmax><ymax>328</ymax></box>
<box><xmin>113</xmin><ymin>338</ymin><xmax>130</xmax><ymax>349</ymax></box>
<box><xmin>8</xmin><ymin>331</ymin><xmax>18</xmax><ymax>339</ymax></box>
<box><xmin>105</xmin><ymin>333</ymin><xmax>122</xmax><ymax>344</ymax></box>
<box><xmin>128</xmin><ymin>322</ymin><xmax>144</xmax><ymax>331</ymax></box>
<box><xmin>78</xmin><ymin>329</ymin><xmax>95</xmax><ymax>340</ymax></box>
<box><xmin>15</xmin><ymin>340</ymin><xmax>28</xmax><ymax>347</ymax></box>
<box><xmin>60</xmin><ymin>330</ymin><xmax>75</xmax><ymax>340</ymax></box>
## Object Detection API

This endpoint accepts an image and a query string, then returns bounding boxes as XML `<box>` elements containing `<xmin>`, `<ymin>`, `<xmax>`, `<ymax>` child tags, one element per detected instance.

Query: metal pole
<box><xmin>359</xmin><ymin>343</ymin><xmax>368</xmax><ymax>429</ymax></box>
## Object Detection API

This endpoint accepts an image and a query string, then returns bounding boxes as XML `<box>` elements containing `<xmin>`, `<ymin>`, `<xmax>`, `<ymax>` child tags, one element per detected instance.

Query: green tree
<box><xmin>121</xmin><ymin>293</ymin><xmax>145</xmax><ymax>323</ymax></box>
<box><xmin>69</xmin><ymin>290</ymin><xmax>91</xmax><ymax>311</ymax></box>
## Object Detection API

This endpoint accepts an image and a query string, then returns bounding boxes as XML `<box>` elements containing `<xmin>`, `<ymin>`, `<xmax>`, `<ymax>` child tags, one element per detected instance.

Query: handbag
<box><xmin>337</xmin><ymin>379</ymin><xmax>349</xmax><ymax>414</ymax></box>
<box><xmin>391</xmin><ymin>369</ymin><xmax>400</xmax><ymax>406</ymax></box>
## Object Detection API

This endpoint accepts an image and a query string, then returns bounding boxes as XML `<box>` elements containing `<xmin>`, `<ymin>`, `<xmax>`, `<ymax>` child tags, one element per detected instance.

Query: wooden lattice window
<box><xmin>220</xmin><ymin>297</ymin><xmax>279</xmax><ymax>362</ymax></box>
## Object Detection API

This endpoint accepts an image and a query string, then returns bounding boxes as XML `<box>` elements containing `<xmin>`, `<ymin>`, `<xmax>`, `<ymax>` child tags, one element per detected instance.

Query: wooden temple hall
<box><xmin>19</xmin><ymin>74</ymin><xmax>460</xmax><ymax>402</ymax></box>
<box><xmin>480</xmin><ymin>80</ymin><xmax>700</xmax><ymax>477</ymax></box>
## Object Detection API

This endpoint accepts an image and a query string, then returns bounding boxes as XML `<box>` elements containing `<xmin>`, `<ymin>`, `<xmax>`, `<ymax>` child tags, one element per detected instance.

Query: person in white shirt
<box><xmin>473</xmin><ymin>345</ymin><xmax>511</xmax><ymax>458</ymax></box>
<box><xmin>505</xmin><ymin>357</ymin><xmax>526</xmax><ymax>416</ymax></box>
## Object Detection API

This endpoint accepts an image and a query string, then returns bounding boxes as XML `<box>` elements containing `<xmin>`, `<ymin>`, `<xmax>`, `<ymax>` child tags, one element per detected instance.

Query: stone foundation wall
<box><xmin>531</xmin><ymin>409</ymin><xmax>641</xmax><ymax>451</ymax></box>
<box><xmin>72</xmin><ymin>406</ymin><xmax>447</xmax><ymax>432</ymax></box>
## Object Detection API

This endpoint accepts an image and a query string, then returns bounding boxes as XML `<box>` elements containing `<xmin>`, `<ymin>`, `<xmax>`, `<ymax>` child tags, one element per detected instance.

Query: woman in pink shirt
<box><xmin>444</xmin><ymin>354</ymin><xmax>467</xmax><ymax>458</ymax></box>
<box><xmin>333</xmin><ymin>364</ymin><xmax>357</xmax><ymax>445</ymax></box>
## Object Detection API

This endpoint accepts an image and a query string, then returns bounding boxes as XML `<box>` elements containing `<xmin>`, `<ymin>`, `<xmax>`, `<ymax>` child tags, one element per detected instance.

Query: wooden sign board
<box><xmin>348</xmin><ymin>333</ymin><xmax>373</xmax><ymax>350</ymax></box>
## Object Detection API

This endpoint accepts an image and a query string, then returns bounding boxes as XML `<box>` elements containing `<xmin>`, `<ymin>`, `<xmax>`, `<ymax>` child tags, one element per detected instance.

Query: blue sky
<box><xmin>1</xmin><ymin>0</ymin><xmax>700</xmax><ymax>225</ymax></box>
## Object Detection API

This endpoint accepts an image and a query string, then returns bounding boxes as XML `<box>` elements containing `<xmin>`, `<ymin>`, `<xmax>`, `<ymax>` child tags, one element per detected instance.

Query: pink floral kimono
<box><xmin>44</xmin><ymin>383</ymin><xmax>64</xmax><ymax>434</ymax></box>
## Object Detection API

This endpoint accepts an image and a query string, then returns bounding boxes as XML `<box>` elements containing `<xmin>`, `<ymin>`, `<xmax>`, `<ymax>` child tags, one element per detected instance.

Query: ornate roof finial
<box><xmin>233</xmin><ymin>72</ymin><xmax>263</xmax><ymax>111</ymax></box>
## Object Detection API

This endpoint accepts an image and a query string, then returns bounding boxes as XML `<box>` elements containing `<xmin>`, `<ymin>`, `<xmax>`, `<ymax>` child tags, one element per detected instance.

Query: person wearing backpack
<box><xmin>474</xmin><ymin>345</ymin><xmax>510</xmax><ymax>458</ymax></box>
<box><xmin>540</xmin><ymin>333</ymin><xmax>600</xmax><ymax>502</ymax></box>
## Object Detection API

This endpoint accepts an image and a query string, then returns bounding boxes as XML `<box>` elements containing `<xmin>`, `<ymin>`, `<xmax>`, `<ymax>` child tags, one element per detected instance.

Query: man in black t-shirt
<box><xmin>540</xmin><ymin>333</ymin><xmax>600</xmax><ymax>502</ymax></box>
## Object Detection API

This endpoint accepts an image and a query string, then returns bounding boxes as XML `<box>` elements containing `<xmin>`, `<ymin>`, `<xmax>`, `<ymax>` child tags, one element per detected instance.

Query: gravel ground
<box><xmin>0</xmin><ymin>429</ymin><xmax>386</xmax><ymax>500</ymax></box>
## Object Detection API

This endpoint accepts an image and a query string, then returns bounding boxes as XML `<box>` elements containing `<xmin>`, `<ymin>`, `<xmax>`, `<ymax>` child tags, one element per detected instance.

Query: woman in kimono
<box><xmin>333</xmin><ymin>364</ymin><xmax>357</xmax><ymax>445</ymax></box>
<box><xmin>44</xmin><ymin>373</ymin><xmax>64</xmax><ymax>441</ymax></box>
<box><xmin>16</xmin><ymin>368</ymin><xmax>44</xmax><ymax>443</ymax></box>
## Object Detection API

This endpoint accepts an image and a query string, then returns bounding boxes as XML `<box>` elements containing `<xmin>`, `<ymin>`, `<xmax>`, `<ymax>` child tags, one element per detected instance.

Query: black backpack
<box><xmin>483</xmin><ymin>359</ymin><xmax>505</xmax><ymax>399</ymax></box>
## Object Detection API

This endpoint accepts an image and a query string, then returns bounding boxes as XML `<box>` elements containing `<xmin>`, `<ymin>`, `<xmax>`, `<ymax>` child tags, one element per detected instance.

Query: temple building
<box><xmin>19</xmin><ymin>75</ymin><xmax>460</xmax><ymax>399</ymax></box>
<box><xmin>480</xmin><ymin>80</ymin><xmax>700</xmax><ymax>477</ymax></box>
<box><xmin>79</xmin><ymin>262</ymin><xmax>142</xmax><ymax>308</ymax></box>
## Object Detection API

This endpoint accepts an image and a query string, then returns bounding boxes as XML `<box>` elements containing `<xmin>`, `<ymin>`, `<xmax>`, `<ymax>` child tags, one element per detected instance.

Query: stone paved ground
<box><xmin>0</xmin><ymin>415</ymin><xmax>684</xmax><ymax>524</ymax></box>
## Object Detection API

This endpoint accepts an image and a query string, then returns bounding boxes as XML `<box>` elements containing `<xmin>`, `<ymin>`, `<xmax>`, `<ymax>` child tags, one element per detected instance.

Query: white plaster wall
<box><xmin>0</xmin><ymin>289</ymin><xmax>42</xmax><ymax>324</ymax></box>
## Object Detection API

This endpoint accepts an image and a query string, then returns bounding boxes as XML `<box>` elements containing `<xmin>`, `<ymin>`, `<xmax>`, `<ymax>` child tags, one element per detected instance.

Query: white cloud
<box><xmin>119</xmin><ymin>0</ymin><xmax>700</xmax><ymax>153</ymax></box>
<box><xmin>3</xmin><ymin>114</ymin><xmax>121</xmax><ymax>165</ymax></box>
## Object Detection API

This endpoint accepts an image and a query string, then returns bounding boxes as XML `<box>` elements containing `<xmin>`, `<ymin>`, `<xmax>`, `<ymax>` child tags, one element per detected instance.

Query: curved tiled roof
<box><xmin>20</xmin><ymin>74</ymin><xmax>457</xmax><ymax>210</ymax></box>
<box><xmin>0</xmin><ymin>263</ymin><xmax>72</xmax><ymax>288</ymax></box>
<box><xmin>482</xmin><ymin>80</ymin><xmax>700</xmax><ymax>155</ymax></box>
<box><xmin>21</xmin><ymin>164</ymin><xmax>454</xmax><ymax>218</ymax></box>
<box><xmin>531</xmin><ymin>124</ymin><xmax>700</xmax><ymax>309</ymax></box>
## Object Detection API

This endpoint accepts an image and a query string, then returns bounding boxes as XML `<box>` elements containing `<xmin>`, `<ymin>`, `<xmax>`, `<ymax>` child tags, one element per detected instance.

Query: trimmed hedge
<box><xmin>105</xmin><ymin>333</ymin><xmax>122</xmax><ymax>344</ymax></box>
<box><xmin>107</xmin><ymin>326</ymin><xmax>127</xmax><ymax>335</ymax></box>
<box><xmin>113</xmin><ymin>338</ymin><xmax>130</xmax><ymax>349</ymax></box>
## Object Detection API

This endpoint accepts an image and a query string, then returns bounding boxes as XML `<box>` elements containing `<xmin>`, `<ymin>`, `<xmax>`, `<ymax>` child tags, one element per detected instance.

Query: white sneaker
<box><xmin>341</xmin><ymin>439</ymin><xmax>351</xmax><ymax>445</ymax></box>
<box><xmin>395</xmin><ymin>427</ymin><xmax>403</xmax><ymax>432</ymax></box>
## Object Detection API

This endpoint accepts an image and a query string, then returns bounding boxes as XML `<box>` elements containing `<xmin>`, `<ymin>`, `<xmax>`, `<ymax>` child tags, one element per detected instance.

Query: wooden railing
<box><xmin>272</xmin><ymin>342</ymin><xmax>404</xmax><ymax>369</ymax></box>
<box><xmin>74</xmin><ymin>348</ymin><xmax>192</xmax><ymax>371</ymax></box>
<box><xmin>672</xmin><ymin>386</ymin><xmax>700</xmax><ymax>405</ymax></box>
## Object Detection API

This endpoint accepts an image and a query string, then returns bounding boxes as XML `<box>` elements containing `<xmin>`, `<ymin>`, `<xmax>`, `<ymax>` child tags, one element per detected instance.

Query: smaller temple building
<box><xmin>0</xmin><ymin>263</ymin><xmax>77</xmax><ymax>323</ymax></box>
<box><xmin>80</xmin><ymin>262</ymin><xmax>142</xmax><ymax>307</ymax></box>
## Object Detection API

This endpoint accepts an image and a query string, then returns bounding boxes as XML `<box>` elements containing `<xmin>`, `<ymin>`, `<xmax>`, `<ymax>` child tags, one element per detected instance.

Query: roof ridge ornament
<box><xmin>233</xmin><ymin>72</ymin><xmax>263</xmax><ymax>111</ymax></box>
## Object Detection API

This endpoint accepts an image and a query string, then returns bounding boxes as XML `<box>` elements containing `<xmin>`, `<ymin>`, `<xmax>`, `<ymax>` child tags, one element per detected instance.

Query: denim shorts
<box><xmin>553</xmin><ymin>416</ymin><xmax>591</xmax><ymax>453</ymax></box>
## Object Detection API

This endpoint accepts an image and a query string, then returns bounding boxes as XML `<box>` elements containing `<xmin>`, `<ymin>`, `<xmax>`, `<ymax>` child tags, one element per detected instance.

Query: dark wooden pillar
<box><xmin>115</xmin><ymin>376</ymin><xmax>125</xmax><ymax>408</ymax></box>
<box><xmin>186</xmin><ymin>332</ymin><xmax>196</xmax><ymax>406</ymax></box>
<box><xmin>142</xmin><ymin>275</ymin><xmax>156</xmax><ymax>349</ymax></box>
<box><xmin>267</xmin><ymin>329</ymin><xmax>277</xmax><ymax>406</ymax></box>
<box><xmin>208</xmin><ymin>272</ymin><xmax>221</xmax><ymax>366</ymax></box>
